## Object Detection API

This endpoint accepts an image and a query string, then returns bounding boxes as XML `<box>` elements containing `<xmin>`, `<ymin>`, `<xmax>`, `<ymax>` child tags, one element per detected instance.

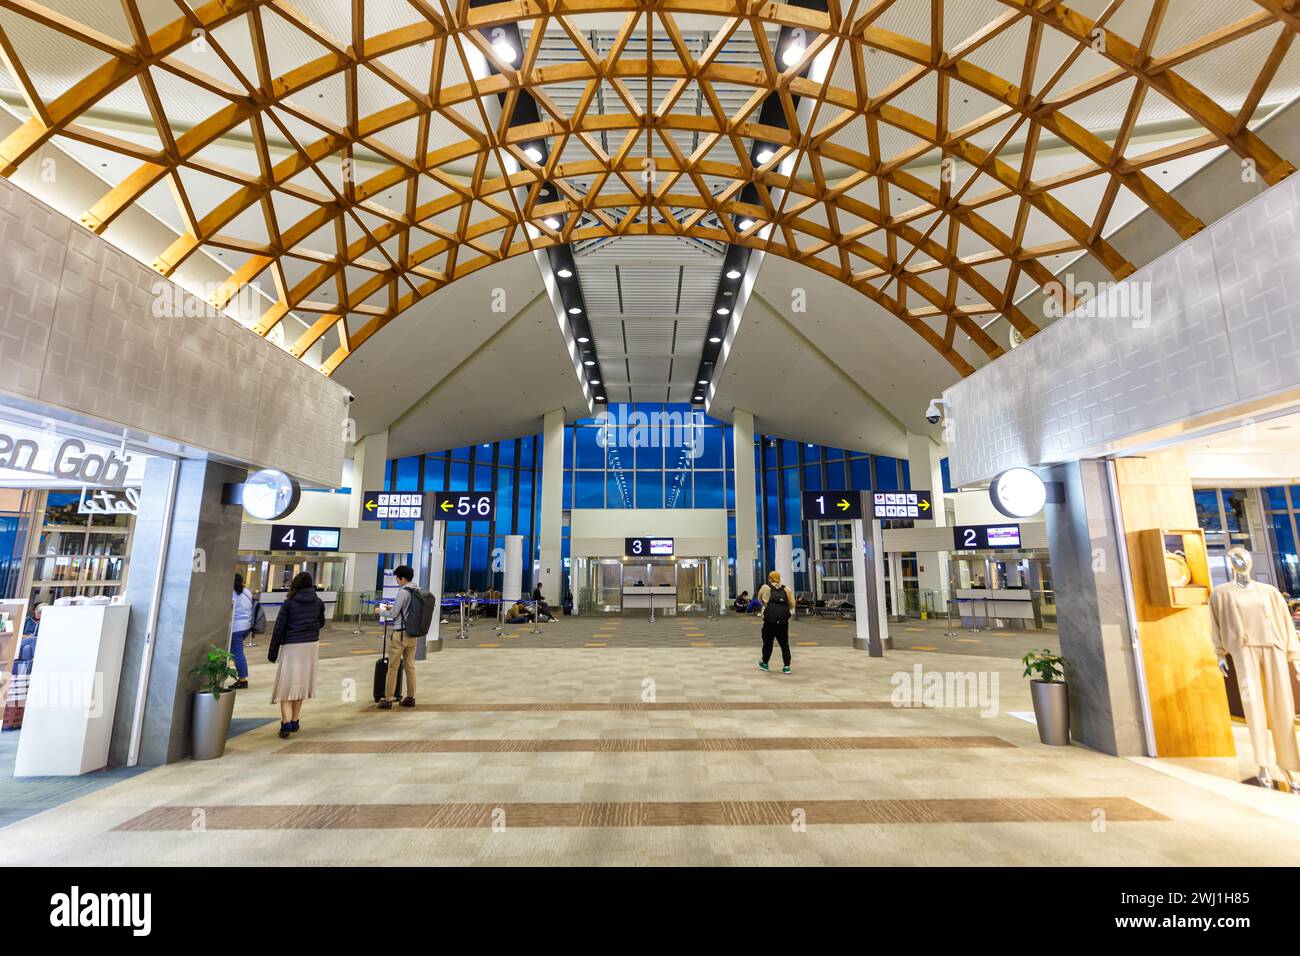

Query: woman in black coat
<box><xmin>268</xmin><ymin>571</ymin><xmax>325</xmax><ymax>738</ymax></box>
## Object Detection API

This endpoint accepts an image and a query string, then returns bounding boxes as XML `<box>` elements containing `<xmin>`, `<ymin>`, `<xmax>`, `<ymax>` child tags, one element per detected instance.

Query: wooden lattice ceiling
<box><xmin>0</xmin><ymin>0</ymin><xmax>1296</xmax><ymax>377</ymax></box>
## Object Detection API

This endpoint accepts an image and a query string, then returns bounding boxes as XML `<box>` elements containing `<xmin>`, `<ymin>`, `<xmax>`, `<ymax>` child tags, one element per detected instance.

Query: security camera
<box><xmin>925</xmin><ymin>398</ymin><xmax>945</xmax><ymax>425</ymax></box>
<box><xmin>345</xmin><ymin>392</ymin><xmax>356</xmax><ymax>404</ymax></box>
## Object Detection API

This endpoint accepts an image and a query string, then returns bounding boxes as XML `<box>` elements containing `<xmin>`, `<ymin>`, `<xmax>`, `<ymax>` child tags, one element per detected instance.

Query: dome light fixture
<box><xmin>583</xmin><ymin>359</ymin><xmax>595</xmax><ymax>366</ymax></box>
<box><xmin>781</xmin><ymin>29</ymin><xmax>807</xmax><ymax>68</ymax></box>
<box><xmin>568</xmin><ymin>306</ymin><xmax>582</xmax><ymax>315</ymax></box>
<box><xmin>716</xmin><ymin>307</ymin><xmax>730</xmax><ymax>315</ymax></box>
<box><xmin>726</xmin><ymin>268</ymin><xmax>742</xmax><ymax>279</ymax></box>
<box><xmin>709</xmin><ymin>335</ymin><xmax>722</xmax><ymax>343</ymax></box>
<box><xmin>738</xmin><ymin>218</ymin><xmax>755</xmax><ymax>230</ymax></box>
<box><xmin>989</xmin><ymin>466</ymin><xmax>1048</xmax><ymax>519</ymax></box>
<box><xmin>556</xmin><ymin>267</ymin><xmax>573</xmax><ymax>278</ymax></box>
<box><xmin>755</xmin><ymin>148</ymin><xmax>774</xmax><ymax>164</ymax></box>
<box><xmin>523</xmin><ymin>145</ymin><xmax>544</xmax><ymax>163</ymax></box>
<box><xmin>577</xmin><ymin>335</ymin><xmax>589</xmax><ymax>343</ymax></box>
<box><xmin>543</xmin><ymin>216</ymin><xmax>561</xmax><ymax>230</ymax></box>
<box><xmin>490</xmin><ymin>28</ymin><xmax>517</xmax><ymax>65</ymax></box>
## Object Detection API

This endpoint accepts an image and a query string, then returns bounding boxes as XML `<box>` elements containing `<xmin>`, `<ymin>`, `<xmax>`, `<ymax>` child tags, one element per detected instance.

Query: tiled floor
<box><xmin>2</xmin><ymin>635</ymin><xmax>1297</xmax><ymax>866</ymax></box>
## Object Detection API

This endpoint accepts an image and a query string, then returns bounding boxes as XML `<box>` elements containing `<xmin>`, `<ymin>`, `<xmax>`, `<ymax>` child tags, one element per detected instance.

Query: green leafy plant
<box><xmin>190</xmin><ymin>645</ymin><xmax>238</xmax><ymax>698</ymax></box>
<box><xmin>1022</xmin><ymin>648</ymin><xmax>1067</xmax><ymax>683</ymax></box>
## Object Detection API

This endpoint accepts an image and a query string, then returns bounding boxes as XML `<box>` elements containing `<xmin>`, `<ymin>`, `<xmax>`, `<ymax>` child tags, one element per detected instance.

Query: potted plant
<box><xmin>190</xmin><ymin>645</ymin><xmax>238</xmax><ymax>760</ymax></box>
<box><xmin>1021</xmin><ymin>648</ymin><xmax>1069</xmax><ymax>746</ymax></box>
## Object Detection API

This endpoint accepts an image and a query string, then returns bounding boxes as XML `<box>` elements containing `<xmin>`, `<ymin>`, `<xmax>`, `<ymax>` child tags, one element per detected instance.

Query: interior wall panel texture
<box><xmin>945</xmin><ymin>175</ymin><xmax>1300</xmax><ymax>487</ymax></box>
<box><xmin>0</xmin><ymin>176</ymin><xmax>348</xmax><ymax>487</ymax></box>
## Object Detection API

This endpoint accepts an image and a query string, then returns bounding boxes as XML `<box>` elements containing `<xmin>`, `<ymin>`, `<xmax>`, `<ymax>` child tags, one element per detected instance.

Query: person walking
<box><xmin>229</xmin><ymin>574</ymin><xmax>253</xmax><ymax>690</ymax></box>
<box><xmin>378</xmin><ymin>565</ymin><xmax>419</xmax><ymax>710</ymax></box>
<box><xmin>757</xmin><ymin>570</ymin><xmax>793</xmax><ymax>674</ymax></box>
<box><xmin>268</xmin><ymin>571</ymin><xmax>324</xmax><ymax>738</ymax></box>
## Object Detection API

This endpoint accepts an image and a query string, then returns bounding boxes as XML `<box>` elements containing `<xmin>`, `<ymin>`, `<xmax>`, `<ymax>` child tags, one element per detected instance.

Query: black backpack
<box><xmin>765</xmin><ymin>585</ymin><xmax>791</xmax><ymax>623</ymax></box>
<box><xmin>402</xmin><ymin>586</ymin><xmax>436</xmax><ymax>637</ymax></box>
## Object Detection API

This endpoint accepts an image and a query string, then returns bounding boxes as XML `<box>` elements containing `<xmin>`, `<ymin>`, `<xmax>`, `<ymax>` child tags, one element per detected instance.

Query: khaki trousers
<box><xmin>384</xmin><ymin>634</ymin><xmax>418</xmax><ymax>701</ymax></box>
<box><xmin>1233</xmin><ymin>645</ymin><xmax>1300</xmax><ymax>772</ymax></box>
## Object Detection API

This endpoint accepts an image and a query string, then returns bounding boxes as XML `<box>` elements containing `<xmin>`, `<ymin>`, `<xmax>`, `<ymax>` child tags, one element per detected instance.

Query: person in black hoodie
<box><xmin>268</xmin><ymin>571</ymin><xmax>324</xmax><ymax>738</ymax></box>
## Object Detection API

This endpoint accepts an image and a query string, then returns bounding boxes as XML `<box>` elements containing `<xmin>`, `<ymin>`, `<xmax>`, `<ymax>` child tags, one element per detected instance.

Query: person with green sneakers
<box><xmin>757</xmin><ymin>570</ymin><xmax>793</xmax><ymax>674</ymax></box>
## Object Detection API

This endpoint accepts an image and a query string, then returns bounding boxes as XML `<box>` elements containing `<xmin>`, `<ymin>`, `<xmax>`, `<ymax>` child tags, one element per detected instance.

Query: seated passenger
<box><xmin>22</xmin><ymin>603</ymin><xmax>45</xmax><ymax>636</ymax></box>
<box><xmin>747</xmin><ymin>596</ymin><xmax>762</xmax><ymax>613</ymax></box>
<box><xmin>733</xmin><ymin>591</ymin><xmax>750</xmax><ymax>613</ymax></box>
<box><xmin>505</xmin><ymin>601</ymin><xmax>532</xmax><ymax>624</ymax></box>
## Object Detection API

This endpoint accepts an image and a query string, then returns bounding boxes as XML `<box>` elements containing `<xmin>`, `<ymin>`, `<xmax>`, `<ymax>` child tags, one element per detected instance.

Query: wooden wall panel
<box><xmin>1114</xmin><ymin>450</ymin><xmax>1235</xmax><ymax>757</ymax></box>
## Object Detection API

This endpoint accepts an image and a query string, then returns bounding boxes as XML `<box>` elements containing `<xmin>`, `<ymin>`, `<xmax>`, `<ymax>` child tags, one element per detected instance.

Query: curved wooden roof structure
<box><xmin>0</xmin><ymin>0</ymin><xmax>1296</xmax><ymax>376</ymax></box>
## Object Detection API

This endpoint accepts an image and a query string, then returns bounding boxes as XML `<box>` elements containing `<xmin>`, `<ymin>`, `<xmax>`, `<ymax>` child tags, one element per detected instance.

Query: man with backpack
<box><xmin>378</xmin><ymin>565</ymin><xmax>430</xmax><ymax>709</ymax></box>
<box><xmin>757</xmin><ymin>570</ymin><xmax>794</xmax><ymax>674</ymax></box>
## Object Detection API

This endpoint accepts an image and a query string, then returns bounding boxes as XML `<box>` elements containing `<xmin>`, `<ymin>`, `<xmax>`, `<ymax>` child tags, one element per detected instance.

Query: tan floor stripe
<box><xmin>365</xmin><ymin>700</ymin><xmax>915</xmax><ymax>712</ymax></box>
<box><xmin>277</xmin><ymin>735</ymin><xmax>1014</xmax><ymax>754</ymax></box>
<box><xmin>113</xmin><ymin>797</ymin><xmax>1165</xmax><ymax>832</ymax></box>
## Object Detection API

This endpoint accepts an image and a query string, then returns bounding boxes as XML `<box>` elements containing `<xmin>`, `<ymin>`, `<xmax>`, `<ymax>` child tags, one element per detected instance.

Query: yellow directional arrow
<box><xmin>918</xmin><ymin>499</ymin><xmax>931</xmax><ymax>511</ymax></box>
<box><xmin>365</xmin><ymin>499</ymin><xmax>376</xmax><ymax>512</ymax></box>
<box><xmin>837</xmin><ymin>498</ymin><xmax>851</xmax><ymax>511</ymax></box>
<box><xmin>440</xmin><ymin>500</ymin><xmax>453</xmax><ymax>512</ymax></box>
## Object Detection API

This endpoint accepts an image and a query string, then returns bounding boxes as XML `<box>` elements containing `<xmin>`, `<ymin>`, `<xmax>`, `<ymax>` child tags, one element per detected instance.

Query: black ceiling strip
<box><xmin>616</xmin><ymin>263</ymin><xmax>625</xmax><ymax>313</ymax></box>
<box><xmin>689</xmin><ymin>3</ymin><xmax>828</xmax><ymax>406</ymax></box>
<box><xmin>470</xmin><ymin>4</ymin><xmax>608</xmax><ymax>404</ymax></box>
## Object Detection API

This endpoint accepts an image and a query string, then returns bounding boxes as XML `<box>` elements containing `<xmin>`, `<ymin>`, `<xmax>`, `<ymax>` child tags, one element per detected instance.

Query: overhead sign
<box><xmin>362</xmin><ymin>491</ymin><xmax>424</xmax><ymax>521</ymax></box>
<box><xmin>954</xmin><ymin>523</ymin><xmax>1022</xmax><ymax>550</ymax></box>
<box><xmin>270</xmin><ymin>524</ymin><xmax>341</xmax><ymax>552</ymax></box>
<box><xmin>801</xmin><ymin>490</ymin><xmax>862</xmax><ymax>520</ymax></box>
<box><xmin>626</xmin><ymin>537</ymin><xmax>674</xmax><ymax>557</ymax></box>
<box><xmin>872</xmin><ymin>490</ymin><xmax>933</xmax><ymax>519</ymax></box>
<box><xmin>432</xmin><ymin>491</ymin><xmax>495</xmax><ymax>520</ymax></box>
<box><xmin>78</xmin><ymin>487</ymin><xmax>139</xmax><ymax>515</ymax></box>
<box><xmin>0</xmin><ymin>425</ymin><xmax>137</xmax><ymax>486</ymax></box>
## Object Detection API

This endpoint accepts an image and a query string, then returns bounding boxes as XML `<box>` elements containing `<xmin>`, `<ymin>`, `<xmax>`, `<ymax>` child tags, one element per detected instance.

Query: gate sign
<box><xmin>362</xmin><ymin>491</ymin><xmax>423</xmax><ymax>521</ymax></box>
<box><xmin>801</xmin><ymin>490</ymin><xmax>862</xmax><ymax>520</ymax></box>
<box><xmin>953</xmin><ymin>523</ymin><xmax>1021</xmax><ymax>550</ymax></box>
<box><xmin>872</xmin><ymin>490</ymin><xmax>933</xmax><ymax>519</ymax></box>
<box><xmin>432</xmin><ymin>491</ymin><xmax>495</xmax><ymax>520</ymax></box>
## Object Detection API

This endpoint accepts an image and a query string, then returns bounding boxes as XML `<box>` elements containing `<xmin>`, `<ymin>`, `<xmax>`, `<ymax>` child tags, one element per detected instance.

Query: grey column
<box><xmin>1041</xmin><ymin>459</ymin><xmax>1147</xmax><ymax>756</ymax></box>
<box><xmin>111</xmin><ymin>456</ymin><xmax>247</xmax><ymax>766</ymax></box>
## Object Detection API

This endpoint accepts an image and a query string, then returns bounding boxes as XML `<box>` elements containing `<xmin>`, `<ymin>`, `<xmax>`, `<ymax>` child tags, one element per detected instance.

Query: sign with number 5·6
<box><xmin>431</xmin><ymin>491</ymin><xmax>496</xmax><ymax>520</ymax></box>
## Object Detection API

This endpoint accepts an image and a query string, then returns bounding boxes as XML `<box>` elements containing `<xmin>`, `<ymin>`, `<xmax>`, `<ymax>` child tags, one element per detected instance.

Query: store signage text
<box><xmin>78</xmin><ymin>487</ymin><xmax>140</xmax><ymax>515</ymax></box>
<box><xmin>0</xmin><ymin>432</ymin><xmax>132</xmax><ymax>485</ymax></box>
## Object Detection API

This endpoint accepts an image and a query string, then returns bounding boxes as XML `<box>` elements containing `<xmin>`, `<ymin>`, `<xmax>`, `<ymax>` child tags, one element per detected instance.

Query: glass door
<box><xmin>595</xmin><ymin>560</ymin><xmax>623</xmax><ymax>611</ymax></box>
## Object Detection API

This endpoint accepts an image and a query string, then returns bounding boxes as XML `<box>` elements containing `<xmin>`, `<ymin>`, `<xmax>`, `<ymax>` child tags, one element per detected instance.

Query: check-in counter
<box><xmin>261</xmin><ymin>589</ymin><xmax>338</xmax><ymax>623</ymax></box>
<box><xmin>954</xmin><ymin>588</ymin><xmax>1036</xmax><ymax>624</ymax></box>
<box><xmin>621</xmin><ymin>585</ymin><xmax>677</xmax><ymax>615</ymax></box>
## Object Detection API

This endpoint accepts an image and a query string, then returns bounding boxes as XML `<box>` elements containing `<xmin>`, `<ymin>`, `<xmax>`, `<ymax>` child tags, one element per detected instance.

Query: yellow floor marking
<box><xmin>904</xmin><ymin>627</ymin><xmax>926</xmax><ymax>632</ymax></box>
<box><xmin>689</xmin><ymin>642</ymin><xmax>713</xmax><ymax>647</ymax></box>
<box><xmin>957</xmin><ymin>638</ymin><xmax>981</xmax><ymax>644</ymax></box>
<box><xmin>348</xmin><ymin>649</ymin><xmax>373</xmax><ymax>655</ymax></box>
<box><xmin>477</xmin><ymin>643</ymin><xmax>500</xmax><ymax>648</ymax></box>
<box><xmin>585</xmin><ymin>642</ymin><xmax>607</xmax><ymax>647</ymax></box>
<box><xmin>795</xmin><ymin>641</ymin><xmax>818</xmax><ymax>646</ymax></box>
<box><xmin>910</xmin><ymin>645</ymin><xmax>938</xmax><ymax>651</ymax></box>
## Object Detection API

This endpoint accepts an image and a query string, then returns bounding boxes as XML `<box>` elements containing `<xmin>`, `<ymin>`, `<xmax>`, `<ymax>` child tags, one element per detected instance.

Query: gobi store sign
<box><xmin>0</xmin><ymin>424</ymin><xmax>139</xmax><ymax>486</ymax></box>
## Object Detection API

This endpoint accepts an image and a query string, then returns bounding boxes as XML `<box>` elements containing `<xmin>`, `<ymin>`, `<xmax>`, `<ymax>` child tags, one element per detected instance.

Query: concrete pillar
<box><xmin>732</xmin><ymin>409</ymin><xmax>759</xmax><ymax>599</ymax></box>
<box><xmin>503</xmin><ymin>534</ymin><xmax>524</xmax><ymax>601</ymax></box>
<box><xmin>907</xmin><ymin>432</ymin><xmax>949</xmax><ymax>616</ymax></box>
<box><xmin>537</xmin><ymin>409</ymin><xmax>565</xmax><ymax>607</ymax></box>
<box><xmin>346</xmin><ymin>429</ymin><xmax>389</xmax><ymax>527</ymax></box>
<box><xmin>1041</xmin><ymin>460</ymin><xmax>1148</xmax><ymax>755</ymax></box>
<box><xmin>850</xmin><ymin>517</ymin><xmax>889</xmax><ymax>655</ymax></box>
<box><xmin>774</xmin><ymin>534</ymin><xmax>794</xmax><ymax>590</ymax></box>
<box><xmin>111</xmin><ymin>456</ymin><xmax>247</xmax><ymax>767</ymax></box>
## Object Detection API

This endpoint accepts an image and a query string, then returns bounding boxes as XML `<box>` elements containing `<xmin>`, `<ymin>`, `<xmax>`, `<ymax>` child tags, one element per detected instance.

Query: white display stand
<box><xmin>14</xmin><ymin>604</ymin><xmax>130</xmax><ymax>777</ymax></box>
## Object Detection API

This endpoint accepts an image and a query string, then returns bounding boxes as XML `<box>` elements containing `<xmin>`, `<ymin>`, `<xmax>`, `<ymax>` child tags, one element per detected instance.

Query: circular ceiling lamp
<box><xmin>241</xmin><ymin>469</ymin><xmax>301</xmax><ymax>521</ymax></box>
<box><xmin>989</xmin><ymin>467</ymin><xmax>1047</xmax><ymax>519</ymax></box>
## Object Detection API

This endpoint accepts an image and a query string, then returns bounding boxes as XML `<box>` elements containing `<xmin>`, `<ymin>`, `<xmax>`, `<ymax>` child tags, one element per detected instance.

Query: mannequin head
<box><xmin>1227</xmin><ymin>546</ymin><xmax>1253</xmax><ymax>580</ymax></box>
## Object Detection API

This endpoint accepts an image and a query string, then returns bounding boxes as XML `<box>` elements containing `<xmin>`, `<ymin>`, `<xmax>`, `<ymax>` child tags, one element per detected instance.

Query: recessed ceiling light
<box><xmin>698</xmin><ymin>379</ymin><xmax>708</xmax><ymax>385</ymax></box>
<box><xmin>726</xmin><ymin>269</ymin><xmax>742</xmax><ymax>279</ymax></box>
<box><xmin>577</xmin><ymin>335</ymin><xmax>589</xmax><ymax>343</ymax></box>
<box><xmin>584</xmin><ymin>359</ymin><xmax>595</xmax><ymax>366</ymax></box>
<box><xmin>709</xmin><ymin>336</ymin><xmax>722</xmax><ymax>343</ymax></box>
<box><xmin>556</xmin><ymin>268</ymin><xmax>573</xmax><ymax>278</ymax></box>
<box><xmin>738</xmin><ymin>218</ymin><xmax>755</xmax><ymax>230</ymax></box>
<box><xmin>568</xmin><ymin>307</ymin><xmax>582</xmax><ymax>314</ymax></box>
<box><xmin>716</xmin><ymin>307</ymin><xmax>730</xmax><ymax>315</ymax></box>
<box><xmin>523</xmin><ymin>145</ymin><xmax>544</xmax><ymax>163</ymax></box>
<box><xmin>543</xmin><ymin>217</ymin><xmax>561</xmax><ymax>230</ymax></box>
<box><xmin>591</xmin><ymin>379</ymin><xmax>600</xmax><ymax>385</ymax></box>
<box><xmin>491</xmin><ymin>33</ymin><xmax>518</xmax><ymax>64</ymax></box>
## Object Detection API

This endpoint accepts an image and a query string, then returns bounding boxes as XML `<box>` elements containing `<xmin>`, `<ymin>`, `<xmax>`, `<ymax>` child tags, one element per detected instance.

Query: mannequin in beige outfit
<box><xmin>1209</xmin><ymin>548</ymin><xmax>1300</xmax><ymax>793</ymax></box>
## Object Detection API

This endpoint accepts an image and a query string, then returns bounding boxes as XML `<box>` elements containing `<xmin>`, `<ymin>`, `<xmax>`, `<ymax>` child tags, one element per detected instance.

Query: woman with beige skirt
<box><xmin>268</xmin><ymin>571</ymin><xmax>324</xmax><ymax>738</ymax></box>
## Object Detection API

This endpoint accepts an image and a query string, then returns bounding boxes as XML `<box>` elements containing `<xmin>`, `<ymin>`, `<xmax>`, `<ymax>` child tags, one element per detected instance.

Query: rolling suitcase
<box><xmin>371</xmin><ymin>619</ymin><xmax>403</xmax><ymax>702</ymax></box>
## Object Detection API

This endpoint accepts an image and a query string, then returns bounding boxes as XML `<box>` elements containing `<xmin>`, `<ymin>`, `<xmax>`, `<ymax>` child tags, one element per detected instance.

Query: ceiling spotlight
<box><xmin>781</xmin><ymin>29</ymin><xmax>807</xmax><ymax>68</ymax></box>
<box><xmin>556</xmin><ymin>268</ymin><xmax>573</xmax><ymax>278</ymax></box>
<box><xmin>709</xmin><ymin>336</ymin><xmax>722</xmax><ymax>343</ymax></box>
<box><xmin>716</xmin><ymin>307</ymin><xmax>730</xmax><ymax>315</ymax></box>
<box><xmin>591</xmin><ymin>379</ymin><xmax>601</xmax><ymax>385</ymax></box>
<box><xmin>577</xmin><ymin>336</ymin><xmax>590</xmax><ymax>343</ymax></box>
<box><xmin>738</xmin><ymin>218</ymin><xmax>755</xmax><ymax>230</ymax></box>
<box><xmin>596</xmin><ymin>395</ymin><xmax>606</xmax><ymax>401</ymax></box>
<box><xmin>543</xmin><ymin>217</ymin><xmax>561</xmax><ymax>230</ymax></box>
<box><xmin>755</xmin><ymin>148</ymin><xmax>774</xmax><ymax>164</ymax></box>
<box><xmin>490</xmin><ymin>28</ymin><xmax>517</xmax><ymax>65</ymax></box>
<box><xmin>568</xmin><ymin>306</ymin><xmax>582</xmax><ymax>315</ymax></box>
<box><xmin>726</xmin><ymin>269</ymin><xmax>742</xmax><ymax>279</ymax></box>
<box><xmin>584</xmin><ymin>359</ymin><xmax>595</xmax><ymax>366</ymax></box>
<box><xmin>523</xmin><ymin>145</ymin><xmax>544</xmax><ymax>163</ymax></box>
<box><xmin>698</xmin><ymin>379</ymin><xmax>708</xmax><ymax>385</ymax></box>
